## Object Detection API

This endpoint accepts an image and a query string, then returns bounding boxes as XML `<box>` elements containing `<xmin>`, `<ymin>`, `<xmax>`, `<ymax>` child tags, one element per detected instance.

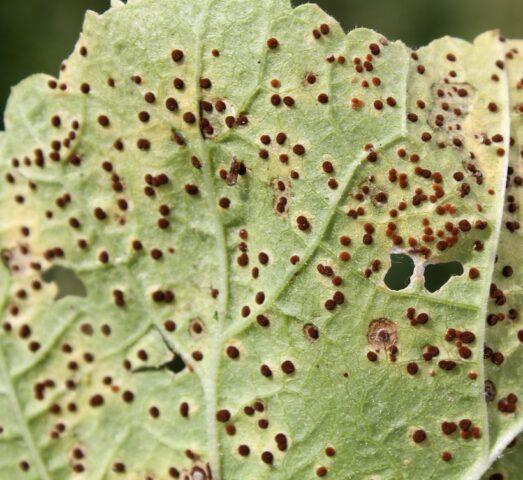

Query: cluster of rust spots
<box><xmin>497</xmin><ymin>393</ymin><xmax>519</xmax><ymax>414</ymax></box>
<box><xmin>483</xmin><ymin>126</ymin><xmax>521</xmax><ymax>423</ymax></box>
<box><xmin>407</xmin><ymin>416</ymin><xmax>484</xmax><ymax>463</ymax></box>
<box><xmin>406</xmin><ymin>307</ymin><xmax>430</xmax><ymax>327</ymax></box>
<box><xmin>443</xmin><ymin>327</ymin><xmax>476</xmax><ymax>360</ymax></box>
<box><xmin>220</xmin><ymin>400</ymin><xmax>296</xmax><ymax>466</ymax></box>
<box><xmin>312</xmin><ymin>23</ymin><xmax>331</xmax><ymax>40</ymax></box>
<box><xmin>441</xmin><ymin>418</ymin><xmax>482</xmax><ymax>440</ymax></box>
<box><xmin>316</xmin><ymin>262</ymin><xmax>345</xmax><ymax>311</ymax></box>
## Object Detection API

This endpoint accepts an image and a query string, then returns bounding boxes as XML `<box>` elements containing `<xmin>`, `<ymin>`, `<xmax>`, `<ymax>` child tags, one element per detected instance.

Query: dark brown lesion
<box><xmin>271</xmin><ymin>177</ymin><xmax>291</xmax><ymax>217</ymax></box>
<box><xmin>190</xmin><ymin>318</ymin><xmax>205</xmax><ymax>337</ymax></box>
<box><xmin>484</xmin><ymin>379</ymin><xmax>497</xmax><ymax>402</ymax></box>
<box><xmin>366</xmin><ymin>318</ymin><xmax>398</xmax><ymax>352</ymax></box>
<box><xmin>226</xmin><ymin>157</ymin><xmax>241</xmax><ymax>186</ymax></box>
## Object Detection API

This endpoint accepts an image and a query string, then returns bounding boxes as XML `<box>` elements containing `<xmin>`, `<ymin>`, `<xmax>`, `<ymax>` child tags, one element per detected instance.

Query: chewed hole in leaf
<box><xmin>384</xmin><ymin>254</ymin><xmax>415</xmax><ymax>291</ymax></box>
<box><xmin>42</xmin><ymin>266</ymin><xmax>87</xmax><ymax>300</ymax></box>
<box><xmin>165</xmin><ymin>355</ymin><xmax>186</xmax><ymax>374</ymax></box>
<box><xmin>424</xmin><ymin>261</ymin><xmax>464</xmax><ymax>293</ymax></box>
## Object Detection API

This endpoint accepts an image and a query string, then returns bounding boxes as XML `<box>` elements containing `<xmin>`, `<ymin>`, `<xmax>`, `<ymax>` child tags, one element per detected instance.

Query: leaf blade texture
<box><xmin>479</xmin><ymin>38</ymin><xmax>523</xmax><ymax>478</ymax></box>
<box><xmin>0</xmin><ymin>1</ymin><xmax>518</xmax><ymax>479</ymax></box>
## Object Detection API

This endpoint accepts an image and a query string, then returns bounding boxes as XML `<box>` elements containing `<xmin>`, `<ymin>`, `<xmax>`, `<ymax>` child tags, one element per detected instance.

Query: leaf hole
<box><xmin>164</xmin><ymin>355</ymin><xmax>186</xmax><ymax>374</ymax></box>
<box><xmin>132</xmin><ymin>354</ymin><xmax>186</xmax><ymax>375</ymax></box>
<box><xmin>42</xmin><ymin>266</ymin><xmax>87</xmax><ymax>300</ymax></box>
<box><xmin>423</xmin><ymin>261</ymin><xmax>463</xmax><ymax>293</ymax></box>
<box><xmin>384</xmin><ymin>254</ymin><xmax>415</xmax><ymax>291</ymax></box>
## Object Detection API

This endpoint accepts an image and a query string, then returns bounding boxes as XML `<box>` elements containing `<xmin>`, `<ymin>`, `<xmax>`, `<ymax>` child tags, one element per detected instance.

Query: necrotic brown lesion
<box><xmin>367</xmin><ymin>318</ymin><xmax>397</xmax><ymax>352</ymax></box>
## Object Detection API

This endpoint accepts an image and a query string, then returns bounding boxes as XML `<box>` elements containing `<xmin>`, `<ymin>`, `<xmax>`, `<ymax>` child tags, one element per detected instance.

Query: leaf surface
<box><xmin>479</xmin><ymin>38</ymin><xmax>523</xmax><ymax>477</ymax></box>
<box><xmin>0</xmin><ymin>1</ymin><xmax>515</xmax><ymax>479</ymax></box>
<box><xmin>482</xmin><ymin>434</ymin><xmax>522</xmax><ymax>480</ymax></box>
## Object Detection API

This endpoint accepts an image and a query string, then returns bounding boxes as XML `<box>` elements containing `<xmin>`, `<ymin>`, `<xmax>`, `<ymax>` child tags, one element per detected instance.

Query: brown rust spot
<box><xmin>484</xmin><ymin>380</ymin><xmax>497</xmax><ymax>402</ymax></box>
<box><xmin>367</xmin><ymin>318</ymin><xmax>397</xmax><ymax>352</ymax></box>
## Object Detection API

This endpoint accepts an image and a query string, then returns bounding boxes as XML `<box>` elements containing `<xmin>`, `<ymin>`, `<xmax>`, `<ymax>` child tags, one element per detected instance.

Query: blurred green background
<box><xmin>0</xmin><ymin>0</ymin><xmax>521</xmax><ymax>129</ymax></box>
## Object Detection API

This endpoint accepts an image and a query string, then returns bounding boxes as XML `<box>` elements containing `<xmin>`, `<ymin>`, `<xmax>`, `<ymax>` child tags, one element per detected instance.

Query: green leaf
<box><xmin>0</xmin><ymin>1</ymin><xmax>515</xmax><ymax>479</ymax></box>
<box><xmin>482</xmin><ymin>434</ymin><xmax>522</xmax><ymax>480</ymax></box>
<box><xmin>480</xmin><ymin>38</ymin><xmax>523</xmax><ymax>475</ymax></box>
